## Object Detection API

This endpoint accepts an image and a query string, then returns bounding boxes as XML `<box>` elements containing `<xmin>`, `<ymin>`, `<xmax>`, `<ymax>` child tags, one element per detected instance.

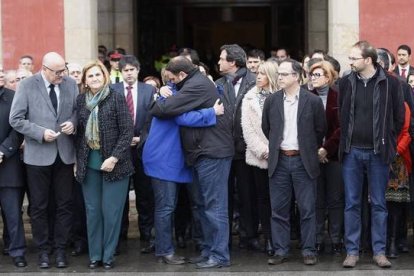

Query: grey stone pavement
<box><xmin>0</xmin><ymin>194</ymin><xmax>413</xmax><ymax>275</ymax></box>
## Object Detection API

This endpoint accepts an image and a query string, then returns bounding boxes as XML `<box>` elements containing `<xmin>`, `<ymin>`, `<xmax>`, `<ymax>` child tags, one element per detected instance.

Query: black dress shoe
<box><xmin>140</xmin><ymin>242</ymin><xmax>155</xmax><ymax>254</ymax></box>
<box><xmin>268</xmin><ymin>254</ymin><xmax>288</xmax><ymax>265</ymax></box>
<box><xmin>332</xmin><ymin>243</ymin><xmax>343</xmax><ymax>256</ymax></box>
<box><xmin>248</xmin><ymin>238</ymin><xmax>262</xmax><ymax>251</ymax></box>
<box><xmin>316</xmin><ymin>243</ymin><xmax>325</xmax><ymax>254</ymax></box>
<box><xmin>88</xmin><ymin>260</ymin><xmax>102</xmax><ymax>269</ymax></box>
<box><xmin>265</xmin><ymin>239</ymin><xmax>275</xmax><ymax>256</ymax></box>
<box><xmin>38</xmin><ymin>252</ymin><xmax>50</xmax><ymax>269</ymax></box>
<box><xmin>176</xmin><ymin>236</ymin><xmax>186</xmax><ymax>249</ymax></box>
<box><xmin>158</xmin><ymin>254</ymin><xmax>186</xmax><ymax>265</ymax></box>
<box><xmin>196</xmin><ymin>258</ymin><xmax>230</xmax><ymax>269</ymax></box>
<box><xmin>71</xmin><ymin>245</ymin><xmax>86</xmax><ymax>256</ymax></box>
<box><xmin>103</xmin><ymin>262</ymin><xmax>113</xmax><ymax>269</ymax></box>
<box><xmin>55</xmin><ymin>252</ymin><xmax>68</xmax><ymax>268</ymax></box>
<box><xmin>13</xmin><ymin>256</ymin><xmax>27</xmax><ymax>267</ymax></box>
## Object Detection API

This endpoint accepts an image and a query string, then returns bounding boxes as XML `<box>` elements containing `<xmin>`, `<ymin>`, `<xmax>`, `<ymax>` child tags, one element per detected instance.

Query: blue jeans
<box><xmin>342</xmin><ymin>147</ymin><xmax>389</xmax><ymax>256</ymax></box>
<box><xmin>269</xmin><ymin>155</ymin><xmax>316</xmax><ymax>257</ymax></box>
<box><xmin>151</xmin><ymin>178</ymin><xmax>179</xmax><ymax>256</ymax></box>
<box><xmin>191</xmin><ymin>157</ymin><xmax>232</xmax><ymax>264</ymax></box>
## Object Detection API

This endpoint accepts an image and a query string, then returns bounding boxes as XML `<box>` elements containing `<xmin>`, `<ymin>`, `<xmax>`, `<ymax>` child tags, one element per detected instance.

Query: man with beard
<box><xmin>339</xmin><ymin>41</ymin><xmax>405</xmax><ymax>268</ymax></box>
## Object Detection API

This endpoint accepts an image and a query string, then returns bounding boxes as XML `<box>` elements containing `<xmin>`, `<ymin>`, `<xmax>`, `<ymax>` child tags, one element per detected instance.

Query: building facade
<box><xmin>0</xmin><ymin>0</ymin><xmax>412</xmax><ymax>75</ymax></box>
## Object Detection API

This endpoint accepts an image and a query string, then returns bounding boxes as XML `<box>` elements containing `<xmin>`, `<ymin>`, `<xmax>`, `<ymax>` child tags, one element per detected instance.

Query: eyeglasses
<box><xmin>278</xmin><ymin>72</ymin><xmax>296</xmax><ymax>77</ymax></box>
<box><xmin>348</xmin><ymin>56</ymin><xmax>365</xmax><ymax>61</ymax></box>
<box><xmin>309</xmin><ymin>72</ymin><xmax>325</xmax><ymax>78</ymax></box>
<box><xmin>43</xmin><ymin>65</ymin><xmax>66</xmax><ymax>76</ymax></box>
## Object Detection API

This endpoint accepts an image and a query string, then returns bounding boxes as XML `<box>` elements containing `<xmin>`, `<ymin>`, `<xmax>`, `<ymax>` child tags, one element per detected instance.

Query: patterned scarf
<box><xmin>85</xmin><ymin>86</ymin><xmax>111</xmax><ymax>149</ymax></box>
<box><xmin>257</xmin><ymin>88</ymin><xmax>271</xmax><ymax>110</ymax></box>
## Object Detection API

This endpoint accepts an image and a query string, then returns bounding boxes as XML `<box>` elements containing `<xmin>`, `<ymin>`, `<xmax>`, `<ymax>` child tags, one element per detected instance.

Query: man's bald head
<box><xmin>42</xmin><ymin>52</ymin><xmax>66</xmax><ymax>84</ymax></box>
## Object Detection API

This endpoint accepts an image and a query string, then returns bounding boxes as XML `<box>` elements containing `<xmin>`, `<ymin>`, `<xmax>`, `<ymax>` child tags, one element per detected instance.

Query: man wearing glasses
<box><xmin>262</xmin><ymin>58</ymin><xmax>326</xmax><ymax>266</ymax></box>
<box><xmin>339</xmin><ymin>41</ymin><xmax>405</xmax><ymax>269</ymax></box>
<box><xmin>10</xmin><ymin>52</ymin><xmax>78</xmax><ymax>269</ymax></box>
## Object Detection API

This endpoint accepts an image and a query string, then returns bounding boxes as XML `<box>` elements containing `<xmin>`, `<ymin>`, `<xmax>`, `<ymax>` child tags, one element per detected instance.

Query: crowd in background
<box><xmin>0</xmin><ymin>40</ymin><xmax>413</xmax><ymax>271</ymax></box>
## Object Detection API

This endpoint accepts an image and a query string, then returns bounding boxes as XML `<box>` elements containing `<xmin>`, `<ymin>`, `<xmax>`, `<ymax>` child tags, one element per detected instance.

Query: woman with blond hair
<box><xmin>241</xmin><ymin>60</ymin><xmax>279</xmax><ymax>256</ymax></box>
<box><xmin>75</xmin><ymin>60</ymin><xmax>133</xmax><ymax>269</ymax></box>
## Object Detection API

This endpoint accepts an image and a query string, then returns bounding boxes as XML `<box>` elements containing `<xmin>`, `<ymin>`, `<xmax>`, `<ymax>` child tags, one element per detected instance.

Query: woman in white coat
<box><xmin>241</xmin><ymin>61</ymin><xmax>279</xmax><ymax>256</ymax></box>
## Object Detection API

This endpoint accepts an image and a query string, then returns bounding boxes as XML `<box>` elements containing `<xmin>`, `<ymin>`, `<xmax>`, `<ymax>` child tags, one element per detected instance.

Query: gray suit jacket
<box><xmin>9</xmin><ymin>73</ymin><xmax>78</xmax><ymax>166</ymax></box>
<box><xmin>262</xmin><ymin>88</ymin><xmax>327</xmax><ymax>179</ymax></box>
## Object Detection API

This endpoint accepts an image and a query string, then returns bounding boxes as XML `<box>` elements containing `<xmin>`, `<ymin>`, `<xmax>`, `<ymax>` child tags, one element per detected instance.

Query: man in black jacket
<box><xmin>339</xmin><ymin>41</ymin><xmax>405</xmax><ymax>269</ymax></box>
<box><xmin>0</xmin><ymin>81</ymin><xmax>26</xmax><ymax>267</ymax></box>
<box><xmin>262</xmin><ymin>59</ymin><xmax>326</xmax><ymax>266</ymax></box>
<box><xmin>215</xmin><ymin>44</ymin><xmax>259</xmax><ymax>251</ymax></box>
<box><xmin>150</xmin><ymin>56</ymin><xmax>234</xmax><ymax>268</ymax></box>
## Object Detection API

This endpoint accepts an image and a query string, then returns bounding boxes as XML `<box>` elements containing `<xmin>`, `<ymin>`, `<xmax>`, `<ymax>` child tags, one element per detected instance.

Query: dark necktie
<box><xmin>126</xmin><ymin>86</ymin><xmax>135</xmax><ymax>123</ymax></box>
<box><xmin>49</xmin><ymin>84</ymin><xmax>57</xmax><ymax>112</ymax></box>
<box><xmin>402</xmin><ymin>68</ymin><xmax>407</xmax><ymax>79</ymax></box>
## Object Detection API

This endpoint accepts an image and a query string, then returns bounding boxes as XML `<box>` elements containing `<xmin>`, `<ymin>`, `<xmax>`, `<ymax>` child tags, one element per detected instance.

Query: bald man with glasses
<box><xmin>10</xmin><ymin>52</ymin><xmax>78</xmax><ymax>269</ymax></box>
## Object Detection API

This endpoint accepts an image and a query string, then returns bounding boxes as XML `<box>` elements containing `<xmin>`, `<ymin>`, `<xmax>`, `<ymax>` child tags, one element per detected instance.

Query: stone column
<box><xmin>64</xmin><ymin>0</ymin><xmax>98</xmax><ymax>65</ymax></box>
<box><xmin>307</xmin><ymin>0</ymin><xmax>328</xmax><ymax>54</ymax></box>
<box><xmin>328</xmin><ymin>0</ymin><xmax>359</xmax><ymax>75</ymax></box>
<box><xmin>98</xmin><ymin>0</ymin><xmax>134</xmax><ymax>53</ymax></box>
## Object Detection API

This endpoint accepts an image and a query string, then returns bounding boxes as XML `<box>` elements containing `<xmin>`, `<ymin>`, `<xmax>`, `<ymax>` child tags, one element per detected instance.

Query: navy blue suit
<box><xmin>111</xmin><ymin>81</ymin><xmax>156</xmax><ymax>242</ymax></box>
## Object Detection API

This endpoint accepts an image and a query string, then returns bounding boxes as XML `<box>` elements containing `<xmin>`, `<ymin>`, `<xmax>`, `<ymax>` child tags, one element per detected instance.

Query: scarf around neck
<box><xmin>85</xmin><ymin>86</ymin><xmax>111</xmax><ymax>149</ymax></box>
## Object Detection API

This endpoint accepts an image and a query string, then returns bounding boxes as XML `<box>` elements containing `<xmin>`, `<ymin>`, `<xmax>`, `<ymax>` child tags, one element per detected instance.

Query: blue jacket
<box><xmin>143</xmin><ymin>84</ymin><xmax>217</xmax><ymax>183</ymax></box>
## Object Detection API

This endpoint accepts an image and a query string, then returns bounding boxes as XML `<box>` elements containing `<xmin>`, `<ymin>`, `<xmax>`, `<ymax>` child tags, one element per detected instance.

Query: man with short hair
<box><xmin>216</xmin><ymin>44</ymin><xmax>259</xmax><ymax>251</ymax></box>
<box><xmin>110</xmin><ymin>55</ymin><xmax>156</xmax><ymax>253</ymax></box>
<box><xmin>394</xmin><ymin>44</ymin><xmax>414</xmax><ymax>79</ymax></box>
<box><xmin>4</xmin><ymin>70</ymin><xmax>17</xmax><ymax>91</ymax></box>
<box><xmin>246</xmin><ymin>49</ymin><xmax>265</xmax><ymax>73</ymax></box>
<box><xmin>339</xmin><ymin>41</ymin><xmax>405</xmax><ymax>269</ymax></box>
<box><xmin>150</xmin><ymin>56</ymin><xmax>234</xmax><ymax>268</ymax></box>
<box><xmin>262</xmin><ymin>58</ymin><xmax>326</xmax><ymax>266</ymax></box>
<box><xmin>9</xmin><ymin>52</ymin><xmax>78</xmax><ymax>269</ymax></box>
<box><xmin>18</xmin><ymin>55</ymin><xmax>34</xmax><ymax>72</ymax></box>
<box><xmin>272</xmin><ymin>48</ymin><xmax>290</xmax><ymax>63</ymax></box>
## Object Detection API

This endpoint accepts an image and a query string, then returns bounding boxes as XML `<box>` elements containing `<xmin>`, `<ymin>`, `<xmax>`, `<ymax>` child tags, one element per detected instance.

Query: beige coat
<box><xmin>241</xmin><ymin>87</ymin><xmax>269</xmax><ymax>169</ymax></box>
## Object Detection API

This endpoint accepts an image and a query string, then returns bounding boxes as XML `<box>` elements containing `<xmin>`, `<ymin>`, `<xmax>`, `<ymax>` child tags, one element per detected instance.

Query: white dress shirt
<box><xmin>280</xmin><ymin>92</ymin><xmax>299</xmax><ymax>150</ymax></box>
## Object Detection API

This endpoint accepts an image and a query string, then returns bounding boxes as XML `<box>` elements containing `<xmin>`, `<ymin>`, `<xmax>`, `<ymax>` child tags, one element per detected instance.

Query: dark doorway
<box><xmin>136</xmin><ymin>0</ymin><xmax>304</xmax><ymax>79</ymax></box>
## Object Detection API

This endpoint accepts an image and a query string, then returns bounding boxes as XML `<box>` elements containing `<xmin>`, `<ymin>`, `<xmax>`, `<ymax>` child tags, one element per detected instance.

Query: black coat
<box><xmin>262</xmin><ymin>88</ymin><xmax>327</xmax><ymax>179</ymax></box>
<box><xmin>75</xmin><ymin>88</ymin><xmax>134</xmax><ymax>183</ymax></box>
<box><xmin>150</xmin><ymin>69</ymin><xmax>234</xmax><ymax>165</ymax></box>
<box><xmin>0</xmin><ymin>88</ymin><xmax>24</xmax><ymax>187</ymax></box>
<box><xmin>215</xmin><ymin>68</ymin><xmax>256</xmax><ymax>160</ymax></box>
<box><xmin>338</xmin><ymin>68</ymin><xmax>405</xmax><ymax>164</ymax></box>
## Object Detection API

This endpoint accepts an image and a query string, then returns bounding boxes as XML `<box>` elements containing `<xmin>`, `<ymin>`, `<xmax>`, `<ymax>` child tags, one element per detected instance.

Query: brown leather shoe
<box><xmin>373</xmin><ymin>254</ymin><xmax>391</xmax><ymax>268</ymax></box>
<box><xmin>343</xmin><ymin>255</ymin><xmax>359</xmax><ymax>268</ymax></box>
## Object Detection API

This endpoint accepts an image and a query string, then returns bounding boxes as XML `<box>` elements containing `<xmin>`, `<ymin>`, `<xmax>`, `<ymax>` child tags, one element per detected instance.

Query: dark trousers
<box><xmin>316</xmin><ymin>161</ymin><xmax>344</xmax><ymax>244</ymax></box>
<box><xmin>230</xmin><ymin>160</ymin><xmax>257</xmax><ymax>240</ymax></box>
<box><xmin>174</xmin><ymin>184</ymin><xmax>192</xmax><ymax>239</ymax></box>
<box><xmin>26</xmin><ymin>156</ymin><xmax>73</xmax><ymax>252</ymax></box>
<box><xmin>251</xmin><ymin>167</ymin><xmax>272</xmax><ymax>240</ymax></box>
<box><xmin>70</xmin><ymin>180</ymin><xmax>87</xmax><ymax>247</ymax></box>
<box><xmin>0</xmin><ymin>187</ymin><xmax>26</xmax><ymax>257</ymax></box>
<box><xmin>120</xmin><ymin>156</ymin><xmax>154</xmax><ymax>241</ymax></box>
<box><xmin>269</xmin><ymin>155</ymin><xmax>316</xmax><ymax>257</ymax></box>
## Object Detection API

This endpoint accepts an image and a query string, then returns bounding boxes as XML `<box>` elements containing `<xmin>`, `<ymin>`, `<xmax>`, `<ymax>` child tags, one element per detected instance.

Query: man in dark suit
<box><xmin>110</xmin><ymin>55</ymin><xmax>156</xmax><ymax>253</ymax></box>
<box><xmin>393</xmin><ymin>44</ymin><xmax>414</xmax><ymax>80</ymax></box>
<box><xmin>9</xmin><ymin>52</ymin><xmax>78</xmax><ymax>269</ymax></box>
<box><xmin>262</xmin><ymin>58</ymin><xmax>326</xmax><ymax>266</ymax></box>
<box><xmin>0</xmin><ymin>75</ymin><xmax>27</xmax><ymax>267</ymax></box>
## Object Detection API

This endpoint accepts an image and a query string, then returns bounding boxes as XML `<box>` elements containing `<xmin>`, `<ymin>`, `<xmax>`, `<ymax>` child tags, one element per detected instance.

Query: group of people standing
<box><xmin>0</xmin><ymin>39</ymin><xmax>412</xmax><ymax>271</ymax></box>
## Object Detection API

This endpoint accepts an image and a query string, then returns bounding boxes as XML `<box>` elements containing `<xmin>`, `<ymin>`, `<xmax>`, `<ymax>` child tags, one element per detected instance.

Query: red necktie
<box><xmin>402</xmin><ymin>68</ymin><xmax>407</xmax><ymax>79</ymax></box>
<box><xmin>126</xmin><ymin>86</ymin><xmax>135</xmax><ymax>124</ymax></box>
